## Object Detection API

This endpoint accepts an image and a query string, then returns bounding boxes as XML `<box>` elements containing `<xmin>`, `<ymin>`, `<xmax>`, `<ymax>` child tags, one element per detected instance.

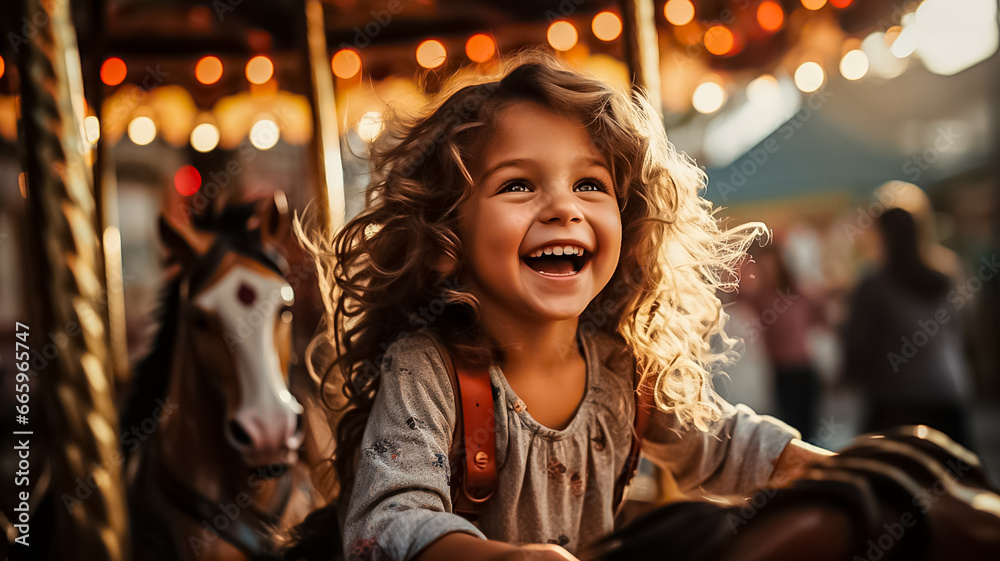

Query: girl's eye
<box><xmin>576</xmin><ymin>178</ymin><xmax>611</xmax><ymax>192</ymax></box>
<box><xmin>498</xmin><ymin>180</ymin><xmax>531</xmax><ymax>193</ymax></box>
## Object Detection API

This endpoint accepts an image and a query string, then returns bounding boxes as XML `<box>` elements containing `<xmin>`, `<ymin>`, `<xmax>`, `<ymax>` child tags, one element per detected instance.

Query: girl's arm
<box><xmin>417</xmin><ymin>533</ymin><xmax>579</xmax><ymax>561</ymax></box>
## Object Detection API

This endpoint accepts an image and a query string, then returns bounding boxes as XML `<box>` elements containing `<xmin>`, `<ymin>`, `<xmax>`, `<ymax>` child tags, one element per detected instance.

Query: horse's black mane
<box><xmin>119</xmin><ymin>201</ymin><xmax>283</xmax><ymax>457</ymax></box>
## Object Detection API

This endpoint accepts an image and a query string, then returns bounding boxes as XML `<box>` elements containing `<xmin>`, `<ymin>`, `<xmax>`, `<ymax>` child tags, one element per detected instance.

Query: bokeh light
<box><xmin>249</xmin><ymin>118</ymin><xmax>280</xmax><ymax>150</ymax></box>
<box><xmin>332</xmin><ymin>49</ymin><xmax>362</xmax><ymax>78</ymax></box>
<box><xmin>794</xmin><ymin>61</ymin><xmax>825</xmax><ymax>92</ymax></box>
<box><xmin>127</xmin><ymin>116</ymin><xmax>156</xmax><ymax>145</ymax></box>
<box><xmin>0</xmin><ymin>56</ymin><xmax>5</xmax><ymax>80</ymax></box>
<box><xmin>840</xmin><ymin>49</ymin><xmax>869</xmax><ymax>80</ymax></box>
<box><xmin>195</xmin><ymin>56</ymin><xmax>223</xmax><ymax>85</ymax></box>
<box><xmin>746</xmin><ymin>74</ymin><xmax>780</xmax><ymax>105</ymax></box>
<box><xmin>174</xmin><ymin>165</ymin><xmax>202</xmax><ymax>196</ymax></box>
<box><xmin>190</xmin><ymin>122</ymin><xmax>221</xmax><ymax>152</ymax></box>
<box><xmin>245</xmin><ymin>55</ymin><xmax>274</xmax><ymax>85</ymax></box>
<box><xmin>801</xmin><ymin>0</ymin><xmax>827</xmax><ymax>10</ymax></box>
<box><xmin>357</xmin><ymin>111</ymin><xmax>384</xmax><ymax>142</ymax></box>
<box><xmin>547</xmin><ymin>21</ymin><xmax>579</xmax><ymax>51</ymax></box>
<box><xmin>101</xmin><ymin>57</ymin><xmax>127</xmax><ymax>86</ymax></box>
<box><xmin>664</xmin><ymin>0</ymin><xmax>695</xmax><ymax>26</ymax></box>
<box><xmin>757</xmin><ymin>1</ymin><xmax>785</xmax><ymax>32</ymax></box>
<box><xmin>465</xmin><ymin>34</ymin><xmax>496</xmax><ymax>63</ymax></box>
<box><xmin>416</xmin><ymin>39</ymin><xmax>447</xmax><ymax>69</ymax></box>
<box><xmin>704</xmin><ymin>26</ymin><xmax>735</xmax><ymax>56</ymax></box>
<box><xmin>693</xmin><ymin>81</ymin><xmax>726</xmax><ymax>114</ymax></box>
<box><xmin>592</xmin><ymin>12</ymin><xmax>623</xmax><ymax>41</ymax></box>
<box><xmin>830</xmin><ymin>0</ymin><xmax>853</xmax><ymax>7</ymax></box>
<box><xmin>84</xmin><ymin>115</ymin><xmax>101</xmax><ymax>144</ymax></box>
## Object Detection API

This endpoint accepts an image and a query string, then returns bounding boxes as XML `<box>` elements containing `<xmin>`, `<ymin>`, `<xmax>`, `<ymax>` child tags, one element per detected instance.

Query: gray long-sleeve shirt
<box><xmin>342</xmin><ymin>329</ymin><xmax>799</xmax><ymax>560</ymax></box>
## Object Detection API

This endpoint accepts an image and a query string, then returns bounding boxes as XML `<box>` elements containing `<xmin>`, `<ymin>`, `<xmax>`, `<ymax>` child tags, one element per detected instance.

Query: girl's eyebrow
<box><xmin>478</xmin><ymin>156</ymin><xmax>611</xmax><ymax>183</ymax></box>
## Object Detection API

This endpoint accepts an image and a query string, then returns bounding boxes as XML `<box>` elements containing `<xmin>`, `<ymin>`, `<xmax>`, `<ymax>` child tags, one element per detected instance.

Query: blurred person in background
<box><xmin>843</xmin><ymin>182</ymin><xmax>973</xmax><ymax>448</ymax></box>
<box><xmin>740</xmin><ymin>241</ymin><xmax>827</xmax><ymax>442</ymax></box>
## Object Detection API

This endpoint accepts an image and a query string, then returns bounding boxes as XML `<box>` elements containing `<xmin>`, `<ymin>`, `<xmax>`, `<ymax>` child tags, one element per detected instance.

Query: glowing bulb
<box><xmin>794</xmin><ymin>61</ymin><xmax>825</xmax><ymax>92</ymax></box>
<box><xmin>840</xmin><ymin>49</ymin><xmax>869</xmax><ymax>80</ymax></box>
<box><xmin>692</xmin><ymin>81</ymin><xmax>726</xmax><ymax>114</ymax></box>
<box><xmin>332</xmin><ymin>49</ymin><xmax>362</xmax><ymax>79</ymax></box>
<box><xmin>465</xmin><ymin>34</ymin><xmax>496</xmax><ymax>63</ymax></box>
<box><xmin>592</xmin><ymin>12</ymin><xmax>623</xmax><ymax>41</ymax></box>
<box><xmin>757</xmin><ymin>1</ymin><xmax>784</xmax><ymax>32</ymax></box>
<box><xmin>704</xmin><ymin>26</ymin><xmax>735</xmax><ymax>55</ymax></box>
<box><xmin>174</xmin><ymin>165</ymin><xmax>201</xmax><ymax>196</ymax></box>
<box><xmin>416</xmin><ymin>40</ymin><xmax>447</xmax><ymax>69</ymax></box>
<box><xmin>746</xmin><ymin>74</ymin><xmax>780</xmax><ymax>105</ymax></box>
<box><xmin>84</xmin><ymin>115</ymin><xmax>101</xmax><ymax>144</ymax></box>
<box><xmin>127</xmin><ymin>116</ymin><xmax>156</xmax><ymax>145</ymax></box>
<box><xmin>249</xmin><ymin>119</ymin><xmax>279</xmax><ymax>150</ymax></box>
<box><xmin>801</xmin><ymin>0</ymin><xmax>827</xmax><ymax>10</ymax></box>
<box><xmin>190</xmin><ymin>123</ymin><xmax>221</xmax><ymax>152</ymax></box>
<box><xmin>547</xmin><ymin>21</ymin><xmax>578</xmax><ymax>51</ymax></box>
<box><xmin>0</xmin><ymin>56</ymin><xmax>5</xmax><ymax>80</ymax></box>
<box><xmin>195</xmin><ymin>56</ymin><xmax>223</xmax><ymax>85</ymax></box>
<box><xmin>357</xmin><ymin>111</ymin><xmax>384</xmax><ymax>142</ymax></box>
<box><xmin>101</xmin><ymin>57</ymin><xmax>127</xmax><ymax>86</ymax></box>
<box><xmin>245</xmin><ymin>55</ymin><xmax>274</xmax><ymax>85</ymax></box>
<box><xmin>664</xmin><ymin>0</ymin><xmax>695</xmax><ymax>26</ymax></box>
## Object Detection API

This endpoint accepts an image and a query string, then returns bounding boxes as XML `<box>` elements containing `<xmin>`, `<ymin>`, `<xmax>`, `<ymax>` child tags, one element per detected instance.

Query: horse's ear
<box><xmin>256</xmin><ymin>190</ymin><xmax>290</xmax><ymax>247</ymax></box>
<box><xmin>159</xmin><ymin>214</ymin><xmax>213</xmax><ymax>265</ymax></box>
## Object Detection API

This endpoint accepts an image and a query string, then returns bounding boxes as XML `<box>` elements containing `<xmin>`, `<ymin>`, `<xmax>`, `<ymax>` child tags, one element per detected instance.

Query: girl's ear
<box><xmin>250</xmin><ymin>190</ymin><xmax>291</xmax><ymax>248</ymax></box>
<box><xmin>159</xmin><ymin>214</ymin><xmax>214</xmax><ymax>266</ymax></box>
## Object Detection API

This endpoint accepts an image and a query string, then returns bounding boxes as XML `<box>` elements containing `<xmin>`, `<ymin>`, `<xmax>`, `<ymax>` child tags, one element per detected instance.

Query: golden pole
<box><xmin>305</xmin><ymin>0</ymin><xmax>347</xmax><ymax>234</ymax></box>
<box><xmin>13</xmin><ymin>0</ymin><xmax>129</xmax><ymax>557</ymax></box>
<box><xmin>620</xmin><ymin>0</ymin><xmax>664</xmax><ymax>117</ymax></box>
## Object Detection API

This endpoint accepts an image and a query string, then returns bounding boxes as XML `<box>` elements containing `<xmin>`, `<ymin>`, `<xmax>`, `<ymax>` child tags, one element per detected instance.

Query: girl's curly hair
<box><xmin>297</xmin><ymin>50</ymin><xmax>765</xmax><ymax>492</ymax></box>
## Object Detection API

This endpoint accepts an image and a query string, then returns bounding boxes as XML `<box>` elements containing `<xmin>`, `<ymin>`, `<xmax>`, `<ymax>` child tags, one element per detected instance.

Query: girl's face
<box><xmin>457</xmin><ymin>102</ymin><xmax>622</xmax><ymax>325</ymax></box>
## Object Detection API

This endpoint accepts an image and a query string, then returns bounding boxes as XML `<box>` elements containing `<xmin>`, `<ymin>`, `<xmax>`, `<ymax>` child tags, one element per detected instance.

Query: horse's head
<box><xmin>159</xmin><ymin>193</ymin><xmax>303</xmax><ymax>469</ymax></box>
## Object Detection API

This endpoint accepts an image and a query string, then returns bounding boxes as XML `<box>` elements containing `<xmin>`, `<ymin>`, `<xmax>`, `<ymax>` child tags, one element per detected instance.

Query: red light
<box><xmin>0</xmin><ymin>56</ymin><xmax>5</xmax><ymax>80</ymax></box>
<box><xmin>101</xmin><ymin>57</ymin><xmax>127</xmax><ymax>86</ymax></box>
<box><xmin>830</xmin><ymin>0</ymin><xmax>853</xmax><ymax>7</ymax></box>
<box><xmin>174</xmin><ymin>165</ymin><xmax>201</xmax><ymax>196</ymax></box>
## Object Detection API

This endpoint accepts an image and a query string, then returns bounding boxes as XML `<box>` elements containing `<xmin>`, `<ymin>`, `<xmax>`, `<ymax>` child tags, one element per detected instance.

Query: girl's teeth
<box><xmin>528</xmin><ymin>245</ymin><xmax>584</xmax><ymax>258</ymax></box>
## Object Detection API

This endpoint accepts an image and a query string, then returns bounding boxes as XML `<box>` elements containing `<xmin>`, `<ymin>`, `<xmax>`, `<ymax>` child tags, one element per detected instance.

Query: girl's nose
<box><xmin>541</xmin><ymin>189</ymin><xmax>583</xmax><ymax>224</ymax></box>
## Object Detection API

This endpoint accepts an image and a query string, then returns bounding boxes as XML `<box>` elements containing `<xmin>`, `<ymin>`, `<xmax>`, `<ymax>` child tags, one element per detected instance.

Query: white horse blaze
<box><xmin>194</xmin><ymin>264</ymin><xmax>303</xmax><ymax>464</ymax></box>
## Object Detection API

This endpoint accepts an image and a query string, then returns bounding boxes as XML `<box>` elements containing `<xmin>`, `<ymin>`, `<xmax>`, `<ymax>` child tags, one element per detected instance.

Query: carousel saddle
<box><xmin>585</xmin><ymin>426</ymin><xmax>1000</xmax><ymax>561</ymax></box>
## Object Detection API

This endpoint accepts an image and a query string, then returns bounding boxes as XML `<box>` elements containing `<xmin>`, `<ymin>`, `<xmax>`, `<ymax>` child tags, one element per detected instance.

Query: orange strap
<box><xmin>438</xmin><ymin>345</ymin><xmax>497</xmax><ymax>519</ymax></box>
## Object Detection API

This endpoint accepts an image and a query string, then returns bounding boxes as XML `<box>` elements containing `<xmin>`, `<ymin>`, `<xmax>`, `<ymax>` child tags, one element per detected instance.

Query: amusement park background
<box><xmin>0</xmin><ymin>0</ymin><xmax>999</xmax><ymax>555</ymax></box>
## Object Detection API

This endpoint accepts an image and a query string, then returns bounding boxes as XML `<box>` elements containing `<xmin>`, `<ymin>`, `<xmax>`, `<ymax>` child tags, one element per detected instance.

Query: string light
<box><xmin>174</xmin><ymin>165</ymin><xmax>202</xmax><ymax>196</ymax></box>
<box><xmin>547</xmin><ymin>21</ymin><xmax>578</xmax><ymax>51</ymax></box>
<box><xmin>190</xmin><ymin>122</ymin><xmax>221</xmax><ymax>152</ymax></box>
<box><xmin>757</xmin><ymin>1</ymin><xmax>785</xmax><ymax>32</ymax></box>
<box><xmin>101</xmin><ymin>57</ymin><xmax>127</xmax><ymax>86</ymax></box>
<box><xmin>692</xmin><ymin>80</ymin><xmax>726</xmax><ymax>114</ymax></box>
<box><xmin>801</xmin><ymin>0</ymin><xmax>828</xmax><ymax>10</ymax></box>
<box><xmin>416</xmin><ymin>40</ymin><xmax>447</xmax><ymax>69</ymax></box>
<box><xmin>195</xmin><ymin>56</ymin><xmax>223</xmax><ymax>85</ymax></box>
<box><xmin>465</xmin><ymin>34</ymin><xmax>496</xmax><ymax>63</ymax></box>
<box><xmin>664</xmin><ymin>0</ymin><xmax>695</xmax><ymax>26</ymax></box>
<box><xmin>794</xmin><ymin>61</ymin><xmax>825</xmax><ymax>92</ymax></box>
<box><xmin>840</xmin><ymin>49</ymin><xmax>869</xmax><ymax>80</ymax></box>
<box><xmin>357</xmin><ymin>111</ymin><xmax>384</xmax><ymax>142</ymax></box>
<box><xmin>830</xmin><ymin>0</ymin><xmax>853</xmax><ymax>7</ymax></box>
<box><xmin>245</xmin><ymin>55</ymin><xmax>274</xmax><ymax>85</ymax></box>
<box><xmin>249</xmin><ymin>118</ymin><xmax>280</xmax><ymax>150</ymax></box>
<box><xmin>127</xmin><ymin>116</ymin><xmax>156</xmax><ymax>145</ymax></box>
<box><xmin>332</xmin><ymin>49</ymin><xmax>362</xmax><ymax>78</ymax></box>
<box><xmin>704</xmin><ymin>26</ymin><xmax>735</xmax><ymax>56</ymax></box>
<box><xmin>592</xmin><ymin>12</ymin><xmax>623</xmax><ymax>41</ymax></box>
<box><xmin>0</xmin><ymin>56</ymin><xmax>5</xmax><ymax>80</ymax></box>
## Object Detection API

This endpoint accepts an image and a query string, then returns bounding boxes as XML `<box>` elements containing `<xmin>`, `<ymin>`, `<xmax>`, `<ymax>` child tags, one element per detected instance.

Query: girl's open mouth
<box><xmin>522</xmin><ymin>246</ymin><xmax>591</xmax><ymax>277</ymax></box>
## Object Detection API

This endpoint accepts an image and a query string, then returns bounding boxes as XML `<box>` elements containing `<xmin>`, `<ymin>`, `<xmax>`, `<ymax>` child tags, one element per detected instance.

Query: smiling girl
<box><xmin>299</xmin><ymin>52</ymin><xmax>830</xmax><ymax>561</ymax></box>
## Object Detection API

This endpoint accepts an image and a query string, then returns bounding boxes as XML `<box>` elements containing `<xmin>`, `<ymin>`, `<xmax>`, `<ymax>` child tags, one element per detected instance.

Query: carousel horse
<box><xmin>585</xmin><ymin>425</ymin><xmax>1000</xmax><ymax>561</ymax></box>
<box><xmin>120</xmin><ymin>193</ymin><xmax>320</xmax><ymax>561</ymax></box>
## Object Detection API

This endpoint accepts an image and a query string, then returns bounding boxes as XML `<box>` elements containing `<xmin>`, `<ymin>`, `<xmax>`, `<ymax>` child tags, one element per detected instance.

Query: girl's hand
<box><xmin>498</xmin><ymin>544</ymin><xmax>581</xmax><ymax>561</ymax></box>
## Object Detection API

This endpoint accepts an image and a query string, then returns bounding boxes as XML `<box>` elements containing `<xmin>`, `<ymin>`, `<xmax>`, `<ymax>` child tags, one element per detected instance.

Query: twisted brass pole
<box><xmin>13</xmin><ymin>0</ymin><xmax>129</xmax><ymax>558</ymax></box>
